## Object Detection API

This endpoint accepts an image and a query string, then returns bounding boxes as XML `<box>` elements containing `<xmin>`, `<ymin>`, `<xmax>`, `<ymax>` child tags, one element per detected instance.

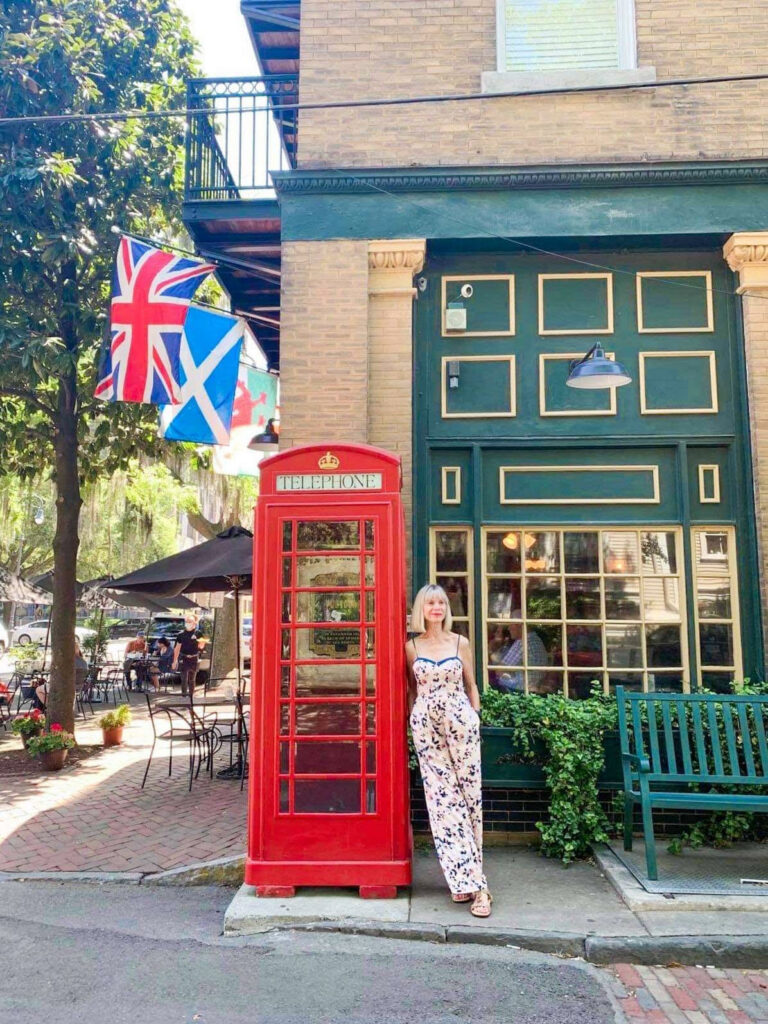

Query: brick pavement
<box><xmin>0</xmin><ymin>696</ymin><xmax>247</xmax><ymax>873</ymax></box>
<box><xmin>608</xmin><ymin>963</ymin><xmax>768</xmax><ymax>1023</ymax></box>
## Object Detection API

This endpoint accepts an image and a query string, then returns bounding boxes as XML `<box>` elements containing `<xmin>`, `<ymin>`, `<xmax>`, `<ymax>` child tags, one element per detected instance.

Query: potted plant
<box><xmin>10</xmin><ymin>709</ymin><xmax>46</xmax><ymax>749</ymax></box>
<box><xmin>26</xmin><ymin>724</ymin><xmax>76</xmax><ymax>771</ymax></box>
<box><xmin>98</xmin><ymin>704</ymin><xmax>132</xmax><ymax>747</ymax></box>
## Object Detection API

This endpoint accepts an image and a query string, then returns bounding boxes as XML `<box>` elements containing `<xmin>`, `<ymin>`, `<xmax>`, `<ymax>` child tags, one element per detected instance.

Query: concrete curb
<box><xmin>264</xmin><ymin>921</ymin><xmax>768</xmax><ymax>966</ymax></box>
<box><xmin>0</xmin><ymin>870</ymin><xmax>145</xmax><ymax>884</ymax></box>
<box><xmin>0</xmin><ymin>857</ymin><xmax>245</xmax><ymax>888</ymax></box>
<box><xmin>585</xmin><ymin>935</ymin><xmax>768</xmax><ymax>969</ymax></box>
<box><xmin>143</xmin><ymin>856</ymin><xmax>245</xmax><ymax>887</ymax></box>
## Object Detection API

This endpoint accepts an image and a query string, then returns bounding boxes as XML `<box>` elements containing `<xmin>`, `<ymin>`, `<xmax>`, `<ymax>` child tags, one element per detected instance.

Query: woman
<box><xmin>406</xmin><ymin>583</ymin><xmax>492</xmax><ymax>918</ymax></box>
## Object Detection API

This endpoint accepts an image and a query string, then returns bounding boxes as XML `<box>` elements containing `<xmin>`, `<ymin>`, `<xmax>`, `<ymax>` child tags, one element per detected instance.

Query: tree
<box><xmin>0</xmin><ymin>0</ymin><xmax>198</xmax><ymax>729</ymax></box>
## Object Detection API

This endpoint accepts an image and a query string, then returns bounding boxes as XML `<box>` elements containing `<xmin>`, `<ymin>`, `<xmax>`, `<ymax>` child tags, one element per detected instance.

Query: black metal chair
<box><xmin>100</xmin><ymin>665</ymin><xmax>128</xmax><ymax>705</ymax></box>
<box><xmin>141</xmin><ymin>694</ymin><xmax>218</xmax><ymax>792</ymax></box>
<box><xmin>74</xmin><ymin>666</ymin><xmax>95</xmax><ymax>720</ymax></box>
<box><xmin>210</xmin><ymin>690</ymin><xmax>249</xmax><ymax>788</ymax></box>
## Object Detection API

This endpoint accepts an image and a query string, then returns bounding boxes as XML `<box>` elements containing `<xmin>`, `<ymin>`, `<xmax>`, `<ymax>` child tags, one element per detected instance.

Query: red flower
<box><xmin>50</xmin><ymin>723</ymin><xmax>63</xmax><ymax>732</ymax></box>
<box><xmin>32</xmin><ymin>710</ymin><xmax>42</xmax><ymax>720</ymax></box>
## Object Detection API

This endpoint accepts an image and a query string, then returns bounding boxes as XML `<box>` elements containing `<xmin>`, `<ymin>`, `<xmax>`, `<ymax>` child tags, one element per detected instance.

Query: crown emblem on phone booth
<box><xmin>318</xmin><ymin>451</ymin><xmax>340</xmax><ymax>471</ymax></box>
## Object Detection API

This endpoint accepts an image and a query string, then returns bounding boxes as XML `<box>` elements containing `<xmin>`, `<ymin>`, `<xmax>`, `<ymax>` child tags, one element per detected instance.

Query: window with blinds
<box><xmin>502</xmin><ymin>0</ymin><xmax>624</xmax><ymax>73</ymax></box>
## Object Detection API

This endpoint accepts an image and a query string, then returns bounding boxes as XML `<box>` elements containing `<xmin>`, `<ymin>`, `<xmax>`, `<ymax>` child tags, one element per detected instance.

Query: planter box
<box><xmin>480</xmin><ymin>726</ymin><xmax>624</xmax><ymax>790</ymax></box>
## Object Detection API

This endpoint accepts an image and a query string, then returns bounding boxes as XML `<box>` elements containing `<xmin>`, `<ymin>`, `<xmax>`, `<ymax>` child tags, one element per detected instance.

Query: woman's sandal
<box><xmin>470</xmin><ymin>890</ymin><xmax>493</xmax><ymax>918</ymax></box>
<box><xmin>451</xmin><ymin>892</ymin><xmax>473</xmax><ymax>903</ymax></box>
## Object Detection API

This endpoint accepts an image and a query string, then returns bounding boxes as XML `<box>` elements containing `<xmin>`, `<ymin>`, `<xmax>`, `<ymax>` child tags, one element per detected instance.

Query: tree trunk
<box><xmin>210</xmin><ymin>598</ymin><xmax>237</xmax><ymax>682</ymax></box>
<box><xmin>48</xmin><ymin>260</ymin><xmax>82</xmax><ymax>734</ymax></box>
<box><xmin>48</xmin><ymin>386</ymin><xmax>81</xmax><ymax>732</ymax></box>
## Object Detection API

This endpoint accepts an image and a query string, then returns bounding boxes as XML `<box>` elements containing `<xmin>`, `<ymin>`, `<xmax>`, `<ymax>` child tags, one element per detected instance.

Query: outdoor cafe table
<box><xmin>154</xmin><ymin>693</ymin><xmax>249</xmax><ymax>779</ymax></box>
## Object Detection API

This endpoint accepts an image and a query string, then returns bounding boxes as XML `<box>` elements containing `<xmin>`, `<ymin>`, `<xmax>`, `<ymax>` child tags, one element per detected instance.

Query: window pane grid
<box><xmin>483</xmin><ymin>528</ymin><xmax>688</xmax><ymax>697</ymax></box>
<box><xmin>278</xmin><ymin>516</ymin><xmax>378</xmax><ymax>816</ymax></box>
<box><xmin>430</xmin><ymin>527</ymin><xmax>474</xmax><ymax>649</ymax></box>
<box><xmin>691</xmin><ymin>529</ymin><xmax>742</xmax><ymax>688</ymax></box>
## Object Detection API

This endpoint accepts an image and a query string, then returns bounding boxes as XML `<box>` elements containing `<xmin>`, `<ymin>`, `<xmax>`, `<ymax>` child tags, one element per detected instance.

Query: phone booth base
<box><xmin>246</xmin><ymin>444</ymin><xmax>411</xmax><ymax>894</ymax></box>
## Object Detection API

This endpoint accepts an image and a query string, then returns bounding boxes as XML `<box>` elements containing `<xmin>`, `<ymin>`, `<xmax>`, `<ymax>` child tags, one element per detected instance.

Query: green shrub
<box><xmin>98</xmin><ymin>704</ymin><xmax>132</xmax><ymax>730</ymax></box>
<box><xmin>480</xmin><ymin>686</ymin><xmax>617</xmax><ymax>863</ymax></box>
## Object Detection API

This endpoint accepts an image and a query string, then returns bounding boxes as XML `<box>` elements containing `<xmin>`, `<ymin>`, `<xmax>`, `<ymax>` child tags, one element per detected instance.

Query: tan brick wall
<box><xmin>279</xmin><ymin>240</ymin><xmax>369</xmax><ymax>449</ymax></box>
<box><xmin>279</xmin><ymin>239</ymin><xmax>424</xmax><ymax>583</ymax></box>
<box><xmin>296</xmin><ymin>0</ymin><xmax>768</xmax><ymax>168</ymax></box>
<box><xmin>739</xmin><ymin>292</ymin><xmax>768</xmax><ymax>664</ymax></box>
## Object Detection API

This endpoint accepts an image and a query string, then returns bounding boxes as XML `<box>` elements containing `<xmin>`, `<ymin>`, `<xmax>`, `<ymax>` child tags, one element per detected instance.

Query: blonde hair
<box><xmin>410</xmin><ymin>583</ymin><xmax>453</xmax><ymax>634</ymax></box>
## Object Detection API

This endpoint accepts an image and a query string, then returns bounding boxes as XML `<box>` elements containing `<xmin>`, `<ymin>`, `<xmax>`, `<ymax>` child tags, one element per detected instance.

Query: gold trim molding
<box><xmin>723</xmin><ymin>232</ymin><xmax>768</xmax><ymax>294</ymax></box>
<box><xmin>368</xmin><ymin>239</ymin><xmax>426</xmax><ymax>296</ymax></box>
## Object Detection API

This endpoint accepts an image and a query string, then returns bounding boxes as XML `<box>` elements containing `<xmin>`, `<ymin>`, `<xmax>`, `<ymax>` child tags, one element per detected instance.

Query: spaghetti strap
<box><xmin>456</xmin><ymin>633</ymin><xmax>460</xmax><ymax>655</ymax></box>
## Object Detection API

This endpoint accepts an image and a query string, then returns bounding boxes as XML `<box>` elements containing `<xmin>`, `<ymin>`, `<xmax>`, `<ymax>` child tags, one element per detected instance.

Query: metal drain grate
<box><xmin>608</xmin><ymin>841</ymin><xmax>768</xmax><ymax>895</ymax></box>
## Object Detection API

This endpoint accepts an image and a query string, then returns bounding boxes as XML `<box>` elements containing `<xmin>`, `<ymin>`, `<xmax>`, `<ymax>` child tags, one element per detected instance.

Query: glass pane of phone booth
<box><xmin>279</xmin><ymin>517</ymin><xmax>378</xmax><ymax>814</ymax></box>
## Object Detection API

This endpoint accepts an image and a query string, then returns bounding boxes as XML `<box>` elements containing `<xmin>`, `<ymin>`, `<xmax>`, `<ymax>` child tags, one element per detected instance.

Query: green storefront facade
<box><xmin>274</xmin><ymin>163</ymin><xmax>768</xmax><ymax>696</ymax></box>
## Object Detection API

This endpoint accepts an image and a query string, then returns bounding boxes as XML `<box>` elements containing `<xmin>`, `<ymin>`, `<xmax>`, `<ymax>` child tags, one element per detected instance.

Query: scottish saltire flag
<box><xmin>94</xmin><ymin>236</ymin><xmax>214</xmax><ymax>405</ymax></box>
<box><xmin>159</xmin><ymin>306</ymin><xmax>244</xmax><ymax>444</ymax></box>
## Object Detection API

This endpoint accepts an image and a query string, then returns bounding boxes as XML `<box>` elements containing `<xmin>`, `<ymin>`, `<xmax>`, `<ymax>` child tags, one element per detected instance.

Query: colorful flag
<box><xmin>213</xmin><ymin>364</ymin><xmax>278</xmax><ymax>476</ymax></box>
<box><xmin>95</xmin><ymin>236</ymin><xmax>214</xmax><ymax>405</ymax></box>
<box><xmin>158</xmin><ymin>306</ymin><xmax>244</xmax><ymax>444</ymax></box>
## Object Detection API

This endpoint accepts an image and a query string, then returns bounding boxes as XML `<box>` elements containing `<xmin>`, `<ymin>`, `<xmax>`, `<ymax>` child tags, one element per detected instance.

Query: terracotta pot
<box><xmin>39</xmin><ymin>748</ymin><xmax>68</xmax><ymax>771</ymax></box>
<box><xmin>102</xmin><ymin>725</ymin><xmax>124</xmax><ymax>748</ymax></box>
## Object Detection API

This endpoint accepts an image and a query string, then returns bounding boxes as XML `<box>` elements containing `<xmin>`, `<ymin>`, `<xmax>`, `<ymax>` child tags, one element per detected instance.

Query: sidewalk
<box><xmin>3</xmin><ymin>695</ymin><xmax>768</xmax><ymax>986</ymax></box>
<box><xmin>0</xmin><ymin>691</ymin><xmax>246</xmax><ymax>875</ymax></box>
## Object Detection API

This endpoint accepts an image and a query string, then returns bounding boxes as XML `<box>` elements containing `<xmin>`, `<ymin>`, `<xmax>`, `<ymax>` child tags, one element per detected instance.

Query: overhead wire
<box><xmin>2</xmin><ymin>71</ymin><xmax>768</xmax><ymax>126</ymax></box>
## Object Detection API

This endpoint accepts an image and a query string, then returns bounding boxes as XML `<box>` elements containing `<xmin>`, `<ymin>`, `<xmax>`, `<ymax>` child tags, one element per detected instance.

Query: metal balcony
<box><xmin>184</xmin><ymin>75</ymin><xmax>298</xmax><ymax>201</ymax></box>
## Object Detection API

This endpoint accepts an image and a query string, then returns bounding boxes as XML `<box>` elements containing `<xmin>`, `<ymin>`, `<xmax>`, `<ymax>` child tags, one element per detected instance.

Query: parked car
<box><xmin>0</xmin><ymin>619</ymin><xmax>8</xmax><ymax>654</ymax></box>
<box><xmin>147</xmin><ymin>616</ymin><xmax>186</xmax><ymax>649</ymax></box>
<box><xmin>242</xmin><ymin>615</ymin><xmax>252</xmax><ymax>669</ymax></box>
<box><xmin>11</xmin><ymin>619</ymin><xmax>96</xmax><ymax>647</ymax></box>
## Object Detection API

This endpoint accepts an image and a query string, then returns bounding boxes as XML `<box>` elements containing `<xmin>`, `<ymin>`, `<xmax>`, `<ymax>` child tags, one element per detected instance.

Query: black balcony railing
<box><xmin>184</xmin><ymin>76</ymin><xmax>298</xmax><ymax>201</ymax></box>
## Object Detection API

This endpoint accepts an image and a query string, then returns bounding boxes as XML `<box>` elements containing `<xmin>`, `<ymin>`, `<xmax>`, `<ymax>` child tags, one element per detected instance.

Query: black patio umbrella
<box><xmin>105</xmin><ymin>526</ymin><xmax>253</xmax><ymax>692</ymax></box>
<box><xmin>0</xmin><ymin>568</ymin><xmax>49</xmax><ymax>605</ymax></box>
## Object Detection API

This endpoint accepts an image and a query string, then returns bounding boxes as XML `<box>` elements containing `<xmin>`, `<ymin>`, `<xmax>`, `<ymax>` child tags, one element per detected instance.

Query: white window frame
<box><xmin>488</xmin><ymin>0</ymin><xmax>654</xmax><ymax>95</ymax></box>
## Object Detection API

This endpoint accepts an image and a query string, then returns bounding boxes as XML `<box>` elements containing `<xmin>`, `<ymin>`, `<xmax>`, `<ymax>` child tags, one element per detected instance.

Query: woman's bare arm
<box><xmin>458</xmin><ymin>634</ymin><xmax>481</xmax><ymax>713</ymax></box>
<box><xmin>405</xmin><ymin>639</ymin><xmax>417</xmax><ymax>715</ymax></box>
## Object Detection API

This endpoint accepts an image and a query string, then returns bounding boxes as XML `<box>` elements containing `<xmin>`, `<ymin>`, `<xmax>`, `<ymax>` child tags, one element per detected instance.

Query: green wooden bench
<box><xmin>616</xmin><ymin>686</ymin><xmax>768</xmax><ymax>880</ymax></box>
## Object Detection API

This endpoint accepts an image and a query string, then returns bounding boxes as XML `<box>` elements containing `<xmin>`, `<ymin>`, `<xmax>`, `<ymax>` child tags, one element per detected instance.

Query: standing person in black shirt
<box><xmin>173</xmin><ymin>615</ymin><xmax>203</xmax><ymax>697</ymax></box>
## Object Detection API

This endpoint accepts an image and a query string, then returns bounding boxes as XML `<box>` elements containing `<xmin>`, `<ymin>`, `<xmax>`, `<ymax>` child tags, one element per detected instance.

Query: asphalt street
<box><xmin>0</xmin><ymin>881</ymin><xmax>620</xmax><ymax>1024</ymax></box>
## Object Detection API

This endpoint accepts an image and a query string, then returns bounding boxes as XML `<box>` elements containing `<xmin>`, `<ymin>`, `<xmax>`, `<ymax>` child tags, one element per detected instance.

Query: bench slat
<box><xmin>721</xmin><ymin>701</ymin><xmax>740</xmax><ymax>776</ymax></box>
<box><xmin>676</xmin><ymin>698</ymin><xmax>694</xmax><ymax>775</ymax></box>
<box><xmin>753</xmin><ymin>702</ymin><xmax>768</xmax><ymax>776</ymax></box>
<box><xmin>738</xmin><ymin>702</ymin><xmax>756</xmax><ymax>777</ymax></box>
<box><xmin>706</xmin><ymin>701</ymin><xmax>726</xmax><ymax>776</ymax></box>
<box><xmin>691</xmin><ymin>701</ymin><xmax>708</xmax><ymax>773</ymax></box>
<box><xmin>631</xmin><ymin>698</ymin><xmax>644</xmax><ymax>758</ymax></box>
<box><xmin>661</xmin><ymin>700</ymin><xmax>677</xmax><ymax>774</ymax></box>
<box><xmin>647</xmin><ymin>699</ymin><xmax>662</xmax><ymax>773</ymax></box>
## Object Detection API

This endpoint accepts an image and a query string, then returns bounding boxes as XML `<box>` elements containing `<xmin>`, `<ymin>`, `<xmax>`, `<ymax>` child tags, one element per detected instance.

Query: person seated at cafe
<box><xmin>123</xmin><ymin>630</ymin><xmax>148</xmax><ymax>691</ymax></box>
<box><xmin>148</xmin><ymin>637</ymin><xmax>178</xmax><ymax>692</ymax></box>
<box><xmin>172</xmin><ymin>615</ymin><xmax>205</xmax><ymax>698</ymax></box>
<box><xmin>74</xmin><ymin>639</ymin><xmax>90</xmax><ymax>698</ymax></box>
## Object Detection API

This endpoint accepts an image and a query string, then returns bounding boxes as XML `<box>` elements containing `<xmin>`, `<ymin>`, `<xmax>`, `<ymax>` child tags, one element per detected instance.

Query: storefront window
<box><xmin>691</xmin><ymin>528</ymin><xmax>741</xmax><ymax>693</ymax></box>
<box><xmin>482</xmin><ymin>528</ymin><xmax>689</xmax><ymax>696</ymax></box>
<box><xmin>430</xmin><ymin>527</ymin><xmax>473</xmax><ymax>643</ymax></box>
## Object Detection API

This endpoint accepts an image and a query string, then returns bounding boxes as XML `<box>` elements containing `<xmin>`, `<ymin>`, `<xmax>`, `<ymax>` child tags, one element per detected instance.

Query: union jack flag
<box><xmin>94</xmin><ymin>236</ymin><xmax>214</xmax><ymax>405</ymax></box>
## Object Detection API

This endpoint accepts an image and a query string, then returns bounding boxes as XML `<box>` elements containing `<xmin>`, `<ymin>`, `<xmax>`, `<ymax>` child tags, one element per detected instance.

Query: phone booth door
<box><xmin>247</xmin><ymin>445</ymin><xmax>410</xmax><ymax>896</ymax></box>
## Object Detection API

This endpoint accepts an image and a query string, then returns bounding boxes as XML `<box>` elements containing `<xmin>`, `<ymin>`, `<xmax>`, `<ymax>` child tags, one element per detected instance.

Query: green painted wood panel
<box><xmin>421</xmin><ymin>250</ymin><xmax>736</xmax><ymax>441</ymax></box>
<box><xmin>540</xmin><ymin>274</ymin><xmax>612</xmax><ymax>333</ymax></box>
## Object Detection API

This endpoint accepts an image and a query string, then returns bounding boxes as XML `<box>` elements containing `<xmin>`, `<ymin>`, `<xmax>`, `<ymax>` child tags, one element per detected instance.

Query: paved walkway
<box><xmin>609</xmin><ymin>963</ymin><xmax>768</xmax><ymax>1023</ymax></box>
<box><xmin>0</xmin><ymin>691</ymin><xmax>247</xmax><ymax>873</ymax></box>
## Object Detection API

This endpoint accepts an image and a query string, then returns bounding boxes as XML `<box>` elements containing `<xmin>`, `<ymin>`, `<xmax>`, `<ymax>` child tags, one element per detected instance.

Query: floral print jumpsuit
<box><xmin>410</xmin><ymin>636</ymin><xmax>487</xmax><ymax>895</ymax></box>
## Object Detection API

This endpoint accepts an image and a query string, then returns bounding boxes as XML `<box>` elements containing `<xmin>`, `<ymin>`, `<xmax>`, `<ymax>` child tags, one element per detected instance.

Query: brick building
<box><xmin>183</xmin><ymin>0</ymin><xmax>768</xmax><ymax>710</ymax></box>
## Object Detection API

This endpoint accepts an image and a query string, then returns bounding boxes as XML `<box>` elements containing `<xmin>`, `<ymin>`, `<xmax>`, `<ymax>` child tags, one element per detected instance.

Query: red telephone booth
<box><xmin>246</xmin><ymin>443</ymin><xmax>410</xmax><ymax>897</ymax></box>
